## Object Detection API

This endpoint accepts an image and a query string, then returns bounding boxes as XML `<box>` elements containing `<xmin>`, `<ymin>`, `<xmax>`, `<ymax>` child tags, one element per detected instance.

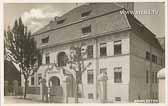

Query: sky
<box><xmin>4</xmin><ymin>2</ymin><xmax>165</xmax><ymax>37</ymax></box>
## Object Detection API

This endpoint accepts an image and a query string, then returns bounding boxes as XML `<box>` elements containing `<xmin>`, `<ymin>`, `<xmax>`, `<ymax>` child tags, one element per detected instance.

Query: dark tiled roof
<box><xmin>4</xmin><ymin>60</ymin><xmax>21</xmax><ymax>82</ymax></box>
<box><xmin>33</xmin><ymin>3</ymin><xmax>123</xmax><ymax>35</ymax></box>
<box><xmin>126</xmin><ymin>13</ymin><xmax>163</xmax><ymax>51</ymax></box>
<box><xmin>32</xmin><ymin>3</ymin><xmax>163</xmax><ymax>51</ymax></box>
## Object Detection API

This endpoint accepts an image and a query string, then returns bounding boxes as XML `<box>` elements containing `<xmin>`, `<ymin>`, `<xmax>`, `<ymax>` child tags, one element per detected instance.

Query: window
<box><xmin>151</xmin><ymin>72</ymin><xmax>154</xmax><ymax>83</ymax></box>
<box><xmin>155</xmin><ymin>72</ymin><xmax>158</xmax><ymax>83</ymax></box>
<box><xmin>100</xmin><ymin>68</ymin><xmax>107</xmax><ymax>75</ymax></box>
<box><xmin>45</xmin><ymin>54</ymin><xmax>50</xmax><ymax>64</ymax></box>
<box><xmin>31</xmin><ymin>77</ymin><xmax>35</xmax><ymax>85</ymax></box>
<box><xmin>57</xmin><ymin>19</ymin><xmax>65</xmax><ymax>24</ymax></box>
<box><xmin>114</xmin><ymin>67</ymin><xmax>122</xmax><ymax>83</ymax></box>
<box><xmin>152</xmin><ymin>54</ymin><xmax>157</xmax><ymax>64</ymax></box>
<box><xmin>38</xmin><ymin>53</ymin><xmax>42</xmax><ymax>66</ymax></box>
<box><xmin>87</xmin><ymin>45</ymin><xmax>93</xmax><ymax>58</ymax></box>
<box><xmin>114</xmin><ymin>40</ymin><xmax>122</xmax><ymax>55</ymax></box>
<box><xmin>87</xmin><ymin>70</ymin><xmax>94</xmax><ymax>84</ymax></box>
<box><xmin>100</xmin><ymin>43</ymin><xmax>107</xmax><ymax>57</ymax></box>
<box><xmin>38</xmin><ymin>74</ymin><xmax>42</xmax><ymax>85</ymax></box>
<box><xmin>82</xmin><ymin>25</ymin><xmax>91</xmax><ymax>35</ymax></box>
<box><xmin>146</xmin><ymin>70</ymin><xmax>149</xmax><ymax>84</ymax></box>
<box><xmin>115</xmin><ymin>97</ymin><xmax>121</xmax><ymax>101</ymax></box>
<box><xmin>57</xmin><ymin>52</ymin><xmax>67</xmax><ymax>67</ymax></box>
<box><xmin>41</xmin><ymin>36</ymin><xmax>49</xmax><ymax>44</ymax></box>
<box><xmin>88</xmin><ymin>93</ymin><xmax>94</xmax><ymax>99</ymax></box>
<box><xmin>146</xmin><ymin>52</ymin><xmax>151</xmax><ymax>60</ymax></box>
<box><xmin>81</xmin><ymin>11</ymin><xmax>91</xmax><ymax>17</ymax></box>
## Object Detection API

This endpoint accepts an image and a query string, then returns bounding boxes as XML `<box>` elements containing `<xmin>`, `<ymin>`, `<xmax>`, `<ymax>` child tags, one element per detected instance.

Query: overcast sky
<box><xmin>4</xmin><ymin>2</ymin><xmax>165</xmax><ymax>37</ymax></box>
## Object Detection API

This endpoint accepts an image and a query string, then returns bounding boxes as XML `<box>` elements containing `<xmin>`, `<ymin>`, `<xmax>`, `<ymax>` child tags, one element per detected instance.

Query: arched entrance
<box><xmin>49</xmin><ymin>76</ymin><xmax>63</xmax><ymax>103</ymax></box>
<box><xmin>49</xmin><ymin>76</ymin><xmax>60</xmax><ymax>86</ymax></box>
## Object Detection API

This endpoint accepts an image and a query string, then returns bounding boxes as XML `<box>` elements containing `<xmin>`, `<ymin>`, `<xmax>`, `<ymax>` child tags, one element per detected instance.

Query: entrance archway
<box><xmin>49</xmin><ymin>76</ymin><xmax>63</xmax><ymax>103</ymax></box>
<box><xmin>49</xmin><ymin>76</ymin><xmax>60</xmax><ymax>87</ymax></box>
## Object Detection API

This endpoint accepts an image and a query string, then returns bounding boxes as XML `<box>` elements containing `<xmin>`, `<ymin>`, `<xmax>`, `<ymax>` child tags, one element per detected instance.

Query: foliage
<box><xmin>4</xmin><ymin>17</ymin><xmax>40</xmax><ymax>99</ymax></box>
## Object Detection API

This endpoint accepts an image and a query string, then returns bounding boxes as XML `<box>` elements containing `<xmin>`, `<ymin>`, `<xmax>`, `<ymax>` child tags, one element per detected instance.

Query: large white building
<box><xmin>22</xmin><ymin>3</ymin><xmax>164</xmax><ymax>103</ymax></box>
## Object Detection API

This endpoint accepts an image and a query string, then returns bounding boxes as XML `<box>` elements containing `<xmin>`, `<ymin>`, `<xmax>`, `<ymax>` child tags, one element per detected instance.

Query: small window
<box><xmin>88</xmin><ymin>93</ymin><xmax>94</xmax><ymax>99</ymax></box>
<box><xmin>31</xmin><ymin>77</ymin><xmax>35</xmax><ymax>85</ymax></box>
<box><xmin>82</xmin><ymin>25</ymin><xmax>91</xmax><ymax>35</ymax></box>
<box><xmin>114</xmin><ymin>67</ymin><xmax>122</xmax><ymax>83</ymax></box>
<box><xmin>100</xmin><ymin>43</ymin><xmax>107</xmax><ymax>57</ymax></box>
<box><xmin>146</xmin><ymin>52</ymin><xmax>151</xmax><ymax>60</ymax></box>
<box><xmin>151</xmin><ymin>72</ymin><xmax>154</xmax><ymax>83</ymax></box>
<box><xmin>45</xmin><ymin>54</ymin><xmax>50</xmax><ymax>64</ymax></box>
<box><xmin>57</xmin><ymin>19</ymin><xmax>65</xmax><ymax>24</ymax></box>
<box><xmin>152</xmin><ymin>54</ymin><xmax>157</xmax><ymax>64</ymax></box>
<box><xmin>100</xmin><ymin>68</ymin><xmax>107</xmax><ymax>75</ymax></box>
<box><xmin>146</xmin><ymin>70</ymin><xmax>149</xmax><ymax>84</ymax></box>
<box><xmin>114</xmin><ymin>40</ymin><xmax>122</xmax><ymax>55</ymax></box>
<box><xmin>87</xmin><ymin>45</ymin><xmax>93</xmax><ymax>58</ymax></box>
<box><xmin>115</xmin><ymin>97</ymin><xmax>121</xmax><ymax>101</ymax></box>
<box><xmin>41</xmin><ymin>36</ymin><xmax>49</xmax><ymax>44</ymax></box>
<box><xmin>87</xmin><ymin>70</ymin><xmax>94</xmax><ymax>84</ymax></box>
<box><xmin>155</xmin><ymin>72</ymin><xmax>158</xmax><ymax>83</ymax></box>
<box><xmin>81</xmin><ymin>11</ymin><xmax>91</xmax><ymax>17</ymax></box>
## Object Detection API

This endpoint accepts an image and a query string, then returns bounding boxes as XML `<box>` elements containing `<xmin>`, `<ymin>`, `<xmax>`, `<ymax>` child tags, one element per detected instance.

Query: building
<box><xmin>23</xmin><ymin>3</ymin><xmax>164</xmax><ymax>103</ymax></box>
<box><xmin>157</xmin><ymin>68</ymin><xmax>165</xmax><ymax>103</ymax></box>
<box><xmin>4</xmin><ymin>60</ymin><xmax>21</xmax><ymax>95</ymax></box>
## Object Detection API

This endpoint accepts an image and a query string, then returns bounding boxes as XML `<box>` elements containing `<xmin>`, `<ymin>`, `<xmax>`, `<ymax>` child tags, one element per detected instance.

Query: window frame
<box><xmin>115</xmin><ymin>97</ymin><xmax>121</xmax><ymax>102</ymax></box>
<box><xmin>100</xmin><ymin>43</ymin><xmax>107</xmax><ymax>57</ymax></box>
<box><xmin>114</xmin><ymin>40</ymin><xmax>122</xmax><ymax>55</ymax></box>
<box><xmin>45</xmin><ymin>54</ymin><xmax>50</xmax><ymax>64</ymax></box>
<box><xmin>81</xmin><ymin>11</ymin><xmax>91</xmax><ymax>17</ymax></box>
<box><xmin>87</xmin><ymin>45</ymin><xmax>93</xmax><ymax>58</ymax></box>
<box><xmin>87</xmin><ymin>69</ymin><xmax>94</xmax><ymax>84</ymax></box>
<box><xmin>146</xmin><ymin>70</ymin><xmax>149</xmax><ymax>84</ymax></box>
<box><xmin>88</xmin><ymin>93</ymin><xmax>94</xmax><ymax>99</ymax></box>
<box><xmin>114</xmin><ymin>67</ymin><xmax>122</xmax><ymax>83</ymax></box>
<box><xmin>41</xmin><ymin>36</ymin><xmax>49</xmax><ymax>44</ymax></box>
<box><xmin>57</xmin><ymin>19</ymin><xmax>65</xmax><ymax>24</ymax></box>
<box><xmin>146</xmin><ymin>51</ymin><xmax>151</xmax><ymax>60</ymax></box>
<box><xmin>81</xmin><ymin>25</ymin><xmax>91</xmax><ymax>35</ymax></box>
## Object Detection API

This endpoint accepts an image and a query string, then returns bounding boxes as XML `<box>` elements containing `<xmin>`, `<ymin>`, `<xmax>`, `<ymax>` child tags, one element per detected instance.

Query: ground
<box><xmin>4</xmin><ymin>96</ymin><xmax>43</xmax><ymax>104</ymax></box>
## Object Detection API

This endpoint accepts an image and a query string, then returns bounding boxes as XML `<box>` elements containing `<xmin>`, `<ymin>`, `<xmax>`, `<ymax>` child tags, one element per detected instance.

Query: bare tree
<box><xmin>67</xmin><ymin>43</ymin><xmax>91</xmax><ymax>103</ymax></box>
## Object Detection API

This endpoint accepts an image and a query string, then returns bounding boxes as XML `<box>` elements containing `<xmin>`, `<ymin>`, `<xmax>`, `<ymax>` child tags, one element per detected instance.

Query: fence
<box><xmin>27</xmin><ymin>87</ymin><xmax>40</xmax><ymax>95</ymax></box>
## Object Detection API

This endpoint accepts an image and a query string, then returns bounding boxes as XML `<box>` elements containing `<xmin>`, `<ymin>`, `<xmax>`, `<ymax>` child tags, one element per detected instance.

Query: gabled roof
<box><xmin>126</xmin><ymin>13</ymin><xmax>163</xmax><ymax>51</ymax></box>
<box><xmin>33</xmin><ymin>3</ymin><xmax>123</xmax><ymax>35</ymax></box>
<box><xmin>32</xmin><ymin>3</ymin><xmax>163</xmax><ymax>51</ymax></box>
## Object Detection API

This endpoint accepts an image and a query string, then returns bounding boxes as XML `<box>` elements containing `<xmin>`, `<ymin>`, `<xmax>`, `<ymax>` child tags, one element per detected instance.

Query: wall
<box><xmin>158</xmin><ymin>79</ymin><xmax>165</xmax><ymax>103</ymax></box>
<box><xmin>129</xmin><ymin>32</ymin><xmax>163</xmax><ymax>102</ymax></box>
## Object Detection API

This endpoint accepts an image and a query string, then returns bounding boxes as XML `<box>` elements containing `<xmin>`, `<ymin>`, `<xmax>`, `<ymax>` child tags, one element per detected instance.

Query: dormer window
<box><xmin>82</xmin><ymin>25</ymin><xmax>91</xmax><ymax>35</ymax></box>
<box><xmin>81</xmin><ymin>11</ymin><xmax>91</xmax><ymax>17</ymax></box>
<box><xmin>57</xmin><ymin>19</ymin><xmax>65</xmax><ymax>24</ymax></box>
<box><xmin>41</xmin><ymin>36</ymin><xmax>49</xmax><ymax>44</ymax></box>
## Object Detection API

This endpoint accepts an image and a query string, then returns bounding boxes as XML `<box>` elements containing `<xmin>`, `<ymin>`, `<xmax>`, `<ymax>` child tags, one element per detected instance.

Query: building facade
<box><xmin>22</xmin><ymin>3</ymin><xmax>164</xmax><ymax>103</ymax></box>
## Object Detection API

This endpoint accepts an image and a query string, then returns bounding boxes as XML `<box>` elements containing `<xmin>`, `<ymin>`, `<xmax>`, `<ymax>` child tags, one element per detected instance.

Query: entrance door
<box><xmin>49</xmin><ymin>76</ymin><xmax>63</xmax><ymax>102</ymax></box>
<box><xmin>49</xmin><ymin>76</ymin><xmax>60</xmax><ymax>86</ymax></box>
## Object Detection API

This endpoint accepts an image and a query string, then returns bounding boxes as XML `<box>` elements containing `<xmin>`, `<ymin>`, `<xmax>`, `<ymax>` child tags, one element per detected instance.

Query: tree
<box><xmin>67</xmin><ymin>43</ymin><xmax>91</xmax><ymax>103</ymax></box>
<box><xmin>4</xmin><ymin>18</ymin><xmax>40</xmax><ymax>99</ymax></box>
